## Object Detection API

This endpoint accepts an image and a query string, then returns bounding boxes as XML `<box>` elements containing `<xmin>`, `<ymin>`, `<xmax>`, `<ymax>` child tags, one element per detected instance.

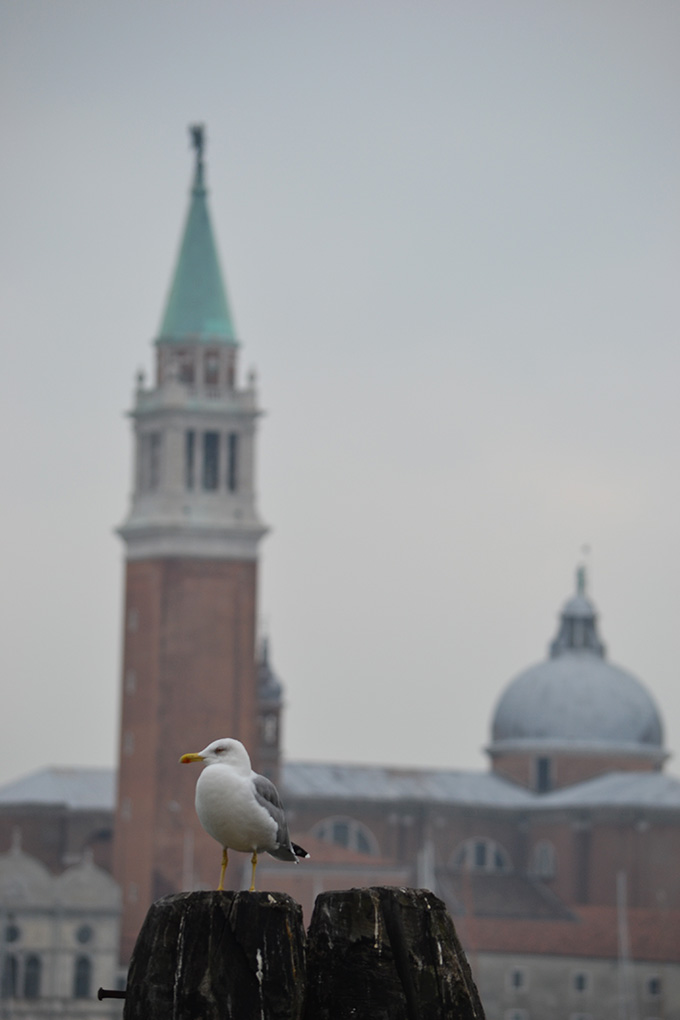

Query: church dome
<box><xmin>489</xmin><ymin>570</ymin><xmax>665</xmax><ymax>761</ymax></box>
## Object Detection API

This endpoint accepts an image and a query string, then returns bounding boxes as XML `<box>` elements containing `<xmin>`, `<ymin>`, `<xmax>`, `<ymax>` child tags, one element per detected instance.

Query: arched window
<box><xmin>73</xmin><ymin>956</ymin><xmax>92</xmax><ymax>999</ymax></box>
<box><xmin>0</xmin><ymin>955</ymin><xmax>17</xmax><ymax>999</ymax></box>
<box><xmin>530</xmin><ymin>840</ymin><xmax>556</xmax><ymax>879</ymax></box>
<box><xmin>24</xmin><ymin>955</ymin><xmax>41</xmax><ymax>999</ymax></box>
<box><xmin>311</xmin><ymin>817</ymin><xmax>379</xmax><ymax>856</ymax></box>
<box><xmin>451</xmin><ymin>838</ymin><xmax>512</xmax><ymax>873</ymax></box>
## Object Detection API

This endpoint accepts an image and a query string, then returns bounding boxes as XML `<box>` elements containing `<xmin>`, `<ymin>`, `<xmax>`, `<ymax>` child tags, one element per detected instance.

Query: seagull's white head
<box><xmin>179</xmin><ymin>737</ymin><xmax>252</xmax><ymax>773</ymax></box>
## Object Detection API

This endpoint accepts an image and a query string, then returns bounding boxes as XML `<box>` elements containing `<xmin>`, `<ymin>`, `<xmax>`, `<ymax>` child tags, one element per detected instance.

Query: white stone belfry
<box><xmin>118</xmin><ymin>129</ymin><xmax>267</xmax><ymax>562</ymax></box>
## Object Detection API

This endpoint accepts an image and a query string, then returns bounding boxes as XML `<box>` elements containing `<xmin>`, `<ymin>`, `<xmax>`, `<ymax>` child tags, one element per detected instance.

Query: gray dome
<box><xmin>490</xmin><ymin>574</ymin><xmax>665</xmax><ymax>759</ymax></box>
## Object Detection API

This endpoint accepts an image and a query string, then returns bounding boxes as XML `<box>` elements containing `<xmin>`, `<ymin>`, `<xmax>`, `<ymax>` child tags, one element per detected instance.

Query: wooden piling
<box><xmin>304</xmin><ymin>887</ymin><xmax>485</xmax><ymax>1019</ymax></box>
<box><xmin>123</xmin><ymin>890</ymin><xmax>306</xmax><ymax>1020</ymax></box>
<box><xmin>122</xmin><ymin>886</ymin><xmax>485</xmax><ymax>1019</ymax></box>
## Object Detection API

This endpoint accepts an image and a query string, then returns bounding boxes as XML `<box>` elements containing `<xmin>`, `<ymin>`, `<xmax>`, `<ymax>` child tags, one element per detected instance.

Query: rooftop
<box><xmin>1</xmin><ymin>764</ymin><xmax>678</xmax><ymax>815</ymax></box>
<box><xmin>0</xmin><ymin>767</ymin><xmax>116</xmax><ymax>811</ymax></box>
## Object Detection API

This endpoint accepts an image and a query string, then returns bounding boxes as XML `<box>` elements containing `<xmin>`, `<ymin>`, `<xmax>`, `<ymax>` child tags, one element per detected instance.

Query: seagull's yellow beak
<box><xmin>179</xmin><ymin>752</ymin><xmax>204</xmax><ymax>764</ymax></box>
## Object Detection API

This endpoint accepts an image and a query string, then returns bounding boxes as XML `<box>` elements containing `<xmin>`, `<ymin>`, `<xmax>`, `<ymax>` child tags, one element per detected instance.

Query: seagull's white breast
<box><xmin>195</xmin><ymin>763</ymin><xmax>278</xmax><ymax>853</ymax></box>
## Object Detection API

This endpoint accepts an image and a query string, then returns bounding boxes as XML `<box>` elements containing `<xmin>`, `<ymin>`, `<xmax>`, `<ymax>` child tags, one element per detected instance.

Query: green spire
<box><xmin>157</xmin><ymin>125</ymin><xmax>237</xmax><ymax>344</ymax></box>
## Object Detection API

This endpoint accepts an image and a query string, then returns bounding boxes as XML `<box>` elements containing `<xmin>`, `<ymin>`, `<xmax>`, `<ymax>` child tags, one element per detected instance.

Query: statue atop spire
<box><xmin>190</xmin><ymin>123</ymin><xmax>205</xmax><ymax>160</ymax></box>
<box><xmin>189</xmin><ymin>123</ymin><xmax>206</xmax><ymax>192</ymax></box>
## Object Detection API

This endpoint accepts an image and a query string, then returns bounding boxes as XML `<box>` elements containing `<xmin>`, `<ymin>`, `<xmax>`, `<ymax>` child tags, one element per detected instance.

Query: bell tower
<box><xmin>113</xmin><ymin>127</ymin><xmax>267</xmax><ymax>961</ymax></box>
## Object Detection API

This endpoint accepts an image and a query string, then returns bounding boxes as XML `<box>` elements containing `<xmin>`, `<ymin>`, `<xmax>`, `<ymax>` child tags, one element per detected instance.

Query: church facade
<box><xmin>0</xmin><ymin>131</ymin><xmax>678</xmax><ymax>1019</ymax></box>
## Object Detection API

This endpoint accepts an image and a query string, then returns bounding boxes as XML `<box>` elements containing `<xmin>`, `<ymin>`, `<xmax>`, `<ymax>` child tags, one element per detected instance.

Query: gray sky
<box><xmin>1</xmin><ymin>1</ymin><xmax>678</xmax><ymax>787</ymax></box>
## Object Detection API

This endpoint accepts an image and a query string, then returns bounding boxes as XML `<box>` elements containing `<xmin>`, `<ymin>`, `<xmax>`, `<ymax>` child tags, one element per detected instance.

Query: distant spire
<box><xmin>576</xmin><ymin>563</ymin><xmax>587</xmax><ymax>596</ymax></box>
<box><xmin>257</xmin><ymin>634</ymin><xmax>282</xmax><ymax>702</ymax></box>
<box><xmin>157</xmin><ymin>125</ymin><xmax>237</xmax><ymax>344</ymax></box>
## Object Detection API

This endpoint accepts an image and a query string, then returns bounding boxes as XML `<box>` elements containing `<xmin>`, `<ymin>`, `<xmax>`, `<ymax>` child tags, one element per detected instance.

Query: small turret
<box><xmin>256</xmin><ymin>637</ymin><xmax>283</xmax><ymax>785</ymax></box>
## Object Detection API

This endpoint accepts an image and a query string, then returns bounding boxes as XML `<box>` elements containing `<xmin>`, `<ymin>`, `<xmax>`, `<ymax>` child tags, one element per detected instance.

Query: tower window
<box><xmin>204</xmin><ymin>351</ymin><xmax>219</xmax><ymax>388</ymax></box>
<box><xmin>227</xmin><ymin>432</ymin><xmax>238</xmax><ymax>492</ymax></box>
<box><xmin>203</xmin><ymin>432</ymin><xmax>220</xmax><ymax>490</ymax></box>
<box><xmin>141</xmin><ymin>432</ymin><xmax>162</xmax><ymax>491</ymax></box>
<box><xmin>185</xmin><ymin>430</ymin><xmax>195</xmax><ymax>489</ymax></box>
<box><xmin>261</xmin><ymin>714</ymin><xmax>278</xmax><ymax>746</ymax></box>
<box><xmin>177</xmin><ymin>349</ymin><xmax>194</xmax><ymax>384</ymax></box>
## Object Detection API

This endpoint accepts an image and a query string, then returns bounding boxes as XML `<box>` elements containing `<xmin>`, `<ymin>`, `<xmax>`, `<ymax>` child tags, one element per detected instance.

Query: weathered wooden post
<box><xmin>304</xmin><ymin>887</ymin><xmax>485</xmax><ymax>1019</ymax></box>
<box><xmin>122</xmin><ymin>886</ymin><xmax>484</xmax><ymax>1019</ymax></box>
<box><xmin>123</xmin><ymin>890</ymin><xmax>306</xmax><ymax>1020</ymax></box>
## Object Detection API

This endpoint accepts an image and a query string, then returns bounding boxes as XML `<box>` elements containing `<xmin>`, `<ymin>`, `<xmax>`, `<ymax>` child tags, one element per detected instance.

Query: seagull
<box><xmin>179</xmin><ymin>737</ymin><xmax>309</xmax><ymax>892</ymax></box>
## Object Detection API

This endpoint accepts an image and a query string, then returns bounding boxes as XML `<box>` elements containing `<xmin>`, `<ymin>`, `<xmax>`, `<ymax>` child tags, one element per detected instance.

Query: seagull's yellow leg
<box><xmin>249</xmin><ymin>851</ymin><xmax>258</xmax><ymax>892</ymax></box>
<box><xmin>218</xmin><ymin>848</ymin><xmax>229</xmax><ymax>891</ymax></box>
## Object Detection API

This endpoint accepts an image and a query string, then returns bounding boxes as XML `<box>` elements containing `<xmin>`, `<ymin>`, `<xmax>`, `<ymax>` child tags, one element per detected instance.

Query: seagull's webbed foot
<box><xmin>249</xmin><ymin>851</ymin><xmax>258</xmax><ymax>892</ymax></box>
<box><xmin>218</xmin><ymin>847</ymin><xmax>229</xmax><ymax>891</ymax></box>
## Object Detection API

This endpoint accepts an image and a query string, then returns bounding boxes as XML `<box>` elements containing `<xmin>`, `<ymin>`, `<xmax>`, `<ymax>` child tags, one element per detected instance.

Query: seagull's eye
<box><xmin>214</xmin><ymin>746</ymin><xmax>226</xmax><ymax>754</ymax></box>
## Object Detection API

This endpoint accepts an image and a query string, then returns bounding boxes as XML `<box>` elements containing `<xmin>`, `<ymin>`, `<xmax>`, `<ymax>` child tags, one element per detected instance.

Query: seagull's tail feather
<box><xmin>267</xmin><ymin>841</ymin><xmax>310</xmax><ymax>863</ymax></box>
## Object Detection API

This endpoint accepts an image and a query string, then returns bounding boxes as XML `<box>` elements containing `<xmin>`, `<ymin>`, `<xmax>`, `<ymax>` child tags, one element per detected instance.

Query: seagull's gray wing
<box><xmin>252</xmin><ymin>773</ymin><xmax>296</xmax><ymax>860</ymax></box>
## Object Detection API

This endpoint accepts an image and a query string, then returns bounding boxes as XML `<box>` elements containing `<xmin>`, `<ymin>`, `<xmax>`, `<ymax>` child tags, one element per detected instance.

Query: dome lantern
<box><xmin>548</xmin><ymin>567</ymin><xmax>606</xmax><ymax>658</ymax></box>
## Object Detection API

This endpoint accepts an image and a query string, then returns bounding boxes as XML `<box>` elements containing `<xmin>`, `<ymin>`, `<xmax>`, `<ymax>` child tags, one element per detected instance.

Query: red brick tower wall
<box><xmin>113</xmin><ymin>556</ymin><xmax>258</xmax><ymax>962</ymax></box>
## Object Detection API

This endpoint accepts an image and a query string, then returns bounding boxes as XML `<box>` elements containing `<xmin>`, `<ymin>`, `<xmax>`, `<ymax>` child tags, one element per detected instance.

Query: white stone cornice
<box><xmin>118</xmin><ymin>520</ymin><xmax>268</xmax><ymax>561</ymax></box>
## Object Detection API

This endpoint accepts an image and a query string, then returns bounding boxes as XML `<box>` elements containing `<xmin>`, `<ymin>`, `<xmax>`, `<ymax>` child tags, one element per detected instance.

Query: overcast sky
<box><xmin>1</xmin><ymin>1</ymin><xmax>678</xmax><ymax>788</ymax></box>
